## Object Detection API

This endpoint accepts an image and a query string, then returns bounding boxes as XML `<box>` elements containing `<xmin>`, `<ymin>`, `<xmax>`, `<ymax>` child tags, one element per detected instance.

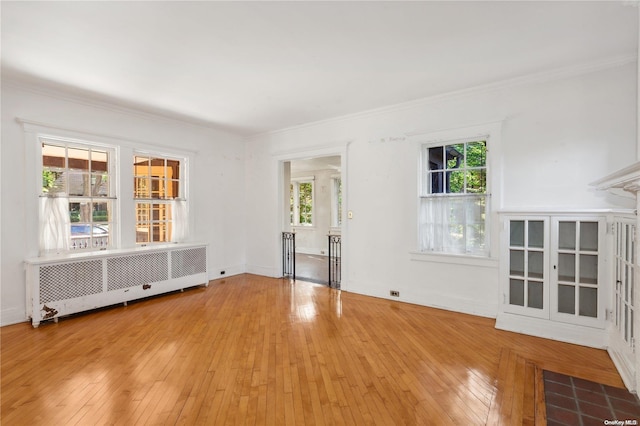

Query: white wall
<box><xmin>244</xmin><ymin>62</ymin><xmax>637</xmax><ymax>318</ymax></box>
<box><xmin>0</xmin><ymin>82</ymin><xmax>246</xmax><ymax>326</ymax></box>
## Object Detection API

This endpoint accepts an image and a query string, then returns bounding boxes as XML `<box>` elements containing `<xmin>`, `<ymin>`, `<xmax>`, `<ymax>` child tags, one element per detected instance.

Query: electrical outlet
<box><xmin>390</xmin><ymin>290</ymin><xmax>400</xmax><ymax>297</ymax></box>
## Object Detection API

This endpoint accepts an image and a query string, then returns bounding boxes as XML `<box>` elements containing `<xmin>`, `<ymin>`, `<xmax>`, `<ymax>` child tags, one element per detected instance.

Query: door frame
<box><xmin>274</xmin><ymin>142</ymin><xmax>351</xmax><ymax>289</ymax></box>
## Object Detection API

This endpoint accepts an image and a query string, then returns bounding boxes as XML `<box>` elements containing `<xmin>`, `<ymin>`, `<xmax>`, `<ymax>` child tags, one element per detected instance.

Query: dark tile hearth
<box><xmin>544</xmin><ymin>370</ymin><xmax>640</xmax><ymax>425</ymax></box>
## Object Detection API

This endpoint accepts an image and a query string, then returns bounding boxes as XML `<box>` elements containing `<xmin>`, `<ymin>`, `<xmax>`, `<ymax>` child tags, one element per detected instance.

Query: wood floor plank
<box><xmin>1</xmin><ymin>274</ymin><xmax>627</xmax><ymax>425</ymax></box>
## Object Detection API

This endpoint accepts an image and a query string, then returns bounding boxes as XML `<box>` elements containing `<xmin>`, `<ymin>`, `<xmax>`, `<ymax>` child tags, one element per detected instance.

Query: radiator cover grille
<box><xmin>107</xmin><ymin>252</ymin><xmax>169</xmax><ymax>291</ymax></box>
<box><xmin>172</xmin><ymin>247</ymin><xmax>207</xmax><ymax>279</ymax></box>
<box><xmin>40</xmin><ymin>260</ymin><xmax>103</xmax><ymax>304</ymax></box>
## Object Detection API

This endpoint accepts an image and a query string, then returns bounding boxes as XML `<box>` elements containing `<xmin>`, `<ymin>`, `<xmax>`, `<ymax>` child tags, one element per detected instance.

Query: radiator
<box><xmin>25</xmin><ymin>244</ymin><xmax>208</xmax><ymax>327</ymax></box>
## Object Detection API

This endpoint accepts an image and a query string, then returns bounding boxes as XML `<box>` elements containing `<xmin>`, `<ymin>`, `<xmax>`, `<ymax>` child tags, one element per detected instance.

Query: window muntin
<box><xmin>290</xmin><ymin>179</ymin><xmax>314</xmax><ymax>226</ymax></box>
<box><xmin>41</xmin><ymin>140</ymin><xmax>114</xmax><ymax>250</ymax></box>
<box><xmin>420</xmin><ymin>139</ymin><xmax>489</xmax><ymax>256</ymax></box>
<box><xmin>133</xmin><ymin>154</ymin><xmax>183</xmax><ymax>244</ymax></box>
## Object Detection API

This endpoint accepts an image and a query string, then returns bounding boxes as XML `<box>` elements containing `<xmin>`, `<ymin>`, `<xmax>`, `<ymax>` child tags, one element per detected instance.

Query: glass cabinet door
<box><xmin>505</xmin><ymin>217</ymin><xmax>549</xmax><ymax>318</ymax></box>
<box><xmin>551</xmin><ymin>218</ymin><xmax>604</xmax><ymax>326</ymax></box>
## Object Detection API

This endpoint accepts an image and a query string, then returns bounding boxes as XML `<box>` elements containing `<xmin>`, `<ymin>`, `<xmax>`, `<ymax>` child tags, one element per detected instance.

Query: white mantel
<box><xmin>591</xmin><ymin>161</ymin><xmax>640</xmax><ymax>195</ymax></box>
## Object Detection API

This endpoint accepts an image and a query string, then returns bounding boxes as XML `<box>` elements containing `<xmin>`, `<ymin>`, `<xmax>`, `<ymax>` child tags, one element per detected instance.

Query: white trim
<box><xmin>17</xmin><ymin>118</ymin><xmax>198</xmax><ymax>157</ymax></box>
<box><xmin>274</xmin><ymin>142</ymin><xmax>350</xmax><ymax>281</ymax></box>
<box><xmin>495</xmin><ymin>312</ymin><xmax>608</xmax><ymax>349</ymax></box>
<box><xmin>409</xmin><ymin>251</ymin><xmax>499</xmax><ymax>268</ymax></box>
<box><xmin>413</xmin><ymin>120</ymin><xmax>502</xmax><ymax>258</ymax></box>
<box><xmin>6</xmin><ymin>78</ymin><xmax>237</xmax><ymax>137</ymax></box>
<box><xmin>608</xmin><ymin>346</ymin><xmax>637</xmax><ymax>392</ymax></box>
<box><xmin>347</xmin><ymin>282</ymin><xmax>498</xmax><ymax>319</ymax></box>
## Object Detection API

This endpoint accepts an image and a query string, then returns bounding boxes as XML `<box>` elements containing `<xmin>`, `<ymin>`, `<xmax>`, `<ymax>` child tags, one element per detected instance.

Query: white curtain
<box><xmin>40</xmin><ymin>196</ymin><xmax>70</xmax><ymax>254</ymax></box>
<box><xmin>419</xmin><ymin>195</ymin><xmax>488</xmax><ymax>255</ymax></box>
<box><xmin>171</xmin><ymin>199</ymin><xmax>189</xmax><ymax>243</ymax></box>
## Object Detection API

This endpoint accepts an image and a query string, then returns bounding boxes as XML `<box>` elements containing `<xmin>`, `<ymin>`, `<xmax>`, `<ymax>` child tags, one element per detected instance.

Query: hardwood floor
<box><xmin>1</xmin><ymin>274</ymin><xmax>624</xmax><ymax>425</ymax></box>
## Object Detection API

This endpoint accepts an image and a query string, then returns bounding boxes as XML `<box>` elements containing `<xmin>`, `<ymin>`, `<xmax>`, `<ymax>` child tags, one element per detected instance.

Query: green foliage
<box><xmin>447</xmin><ymin>141</ymin><xmax>486</xmax><ymax>194</ymax></box>
<box><xmin>42</xmin><ymin>170</ymin><xmax>57</xmax><ymax>192</ymax></box>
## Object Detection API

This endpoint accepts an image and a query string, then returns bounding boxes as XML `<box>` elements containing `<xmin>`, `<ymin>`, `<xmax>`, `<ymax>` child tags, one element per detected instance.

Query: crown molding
<box><xmin>2</xmin><ymin>75</ymin><xmax>244</xmax><ymax>138</ymax></box>
<box><xmin>251</xmin><ymin>54</ymin><xmax>637</xmax><ymax>139</ymax></box>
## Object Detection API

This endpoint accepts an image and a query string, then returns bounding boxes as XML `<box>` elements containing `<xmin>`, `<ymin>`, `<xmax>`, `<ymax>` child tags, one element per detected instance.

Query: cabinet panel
<box><xmin>503</xmin><ymin>217</ymin><xmax>549</xmax><ymax>318</ymax></box>
<box><xmin>550</xmin><ymin>217</ymin><xmax>605</xmax><ymax>327</ymax></box>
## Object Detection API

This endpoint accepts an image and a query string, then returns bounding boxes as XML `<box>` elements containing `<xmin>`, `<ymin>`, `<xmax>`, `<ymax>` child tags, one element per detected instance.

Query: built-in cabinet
<box><xmin>502</xmin><ymin>214</ymin><xmax>606</xmax><ymax>328</ymax></box>
<box><xmin>497</xmin><ymin>210</ymin><xmax>638</xmax><ymax>391</ymax></box>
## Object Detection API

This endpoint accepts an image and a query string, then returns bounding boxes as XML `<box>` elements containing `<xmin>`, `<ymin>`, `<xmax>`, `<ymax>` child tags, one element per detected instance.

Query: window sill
<box><xmin>409</xmin><ymin>251</ymin><xmax>499</xmax><ymax>268</ymax></box>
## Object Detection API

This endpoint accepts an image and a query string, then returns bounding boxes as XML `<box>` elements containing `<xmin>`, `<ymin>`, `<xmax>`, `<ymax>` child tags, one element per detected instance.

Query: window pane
<box><xmin>579</xmin><ymin>254</ymin><xmax>598</xmax><ymax>285</ymax></box>
<box><xmin>510</xmin><ymin>221</ymin><xmax>525</xmax><ymax>247</ymax></box>
<box><xmin>528</xmin><ymin>251</ymin><xmax>543</xmax><ymax>279</ymax></box>
<box><xmin>68</xmin><ymin>147</ymin><xmax>90</xmax><ymax>171</ymax></box>
<box><xmin>528</xmin><ymin>281</ymin><xmax>543</xmax><ymax>309</ymax></box>
<box><xmin>92</xmin><ymin>201</ymin><xmax>110</xmax><ymax>223</ymax></box>
<box><xmin>510</xmin><ymin>250</ymin><xmax>524</xmax><ymax>276</ymax></box>
<box><xmin>134</xmin><ymin>156</ymin><xmax>150</xmax><ymax>176</ymax></box>
<box><xmin>169</xmin><ymin>180</ymin><xmax>180</xmax><ymax>199</ymax></box>
<box><xmin>447</xmin><ymin>170</ymin><xmax>464</xmax><ymax>193</ymax></box>
<box><xmin>465</xmin><ymin>141</ymin><xmax>486</xmax><ymax>167</ymax></box>
<box><xmin>579</xmin><ymin>287</ymin><xmax>597</xmax><ymax>318</ymax></box>
<box><xmin>446</xmin><ymin>144</ymin><xmax>463</xmax><ymax>169</ymax></box>
<box><xmin>167</xmin><ymin>159</ymin><xmax>180</xmax><ymax>179</ymax></box>
<box><xmin>136</xmin><ymin>202</ymin><xmax>150</xmax><ymax>221</ymax></box>
<box><xmin>558</xmin><ymin>285</ymin><xmax>576</xmax><ymax>314</ymax></box>
<box><xmin>151</xmin><ymin>178</ymin><xmax>165</xmax><ymax>199</ymax></box>
<box><xmin>152</xmin><ymin>223</ymin><xmax>170</xmax><ymax>242</ymax></box>
<box><xmin>150</xmin><ymin>158</ymin><xmax>166</xmax><ymax>178</ymax></box>
<box><xmin>466</xmin><ymin>169</ymin><xmax>486</xmax><ymax>194</ymax></box>
<box><xmin>42</xmin><ymin>170</ymin><xmax>66</xmax><ymax>194</ymax></box>
<box><xmin>136</xmin><ymin>223</ymin><xmax>150</xmax><ymax>243</ymax></box>
<box><xmin>91</xmin><ymin>174</ymin><xmax>109</xmax><ymax>197</ymax></box>
<box><xmin>134</xmin><ymin>177</ymin><xmax>150</xmax><ymax>198</ymax></box>
<box><xmin>430</xmin><ymin>171</ymin><xmax>445</xmax><ymax>193</ymax></box>
<box><xmin>528</xmin><ymin>221</ymin><xmax>544</xmax><ymax>248</ymax></box>
<box><xmin>558</xmin><ymin>253</ymin><xmax>576</xmax><ymax>282</ymax></box>
<box><xmin>428</xmin><ymin>147</ymin><xmax>444</xmax><ymax>170</ymax></box>
<box><xmin>70</xmin><ymin>201</ymin><xmax>91</xmax><ymax>223</ymax></box>
<box><xmin>580</xmin><ymin>222</ymin><xmax>598</xmax><ymax>251</ymax></box>
<box><xmin>558</xmin><ymin>222</ymin><xmax>576</xmax><ymax>250</ymax></box>
<box><xmin>68</xmin><ymin>173</ymin><xmax>91</xmax><ymax>196</ymax></box>
<box><xmin>42</xmin><ymin>143</ymin><xmax>66</xmax><ymax>168</ymax></box>
<box><xmin>91</xmin><ymin>149</ymin><xmax>108</xmax><ymax>173</ymax></box>
<box><xmin>509</xmin><ymin>279</ymin><xmax>524</xmax><ymax>306</ymax></box>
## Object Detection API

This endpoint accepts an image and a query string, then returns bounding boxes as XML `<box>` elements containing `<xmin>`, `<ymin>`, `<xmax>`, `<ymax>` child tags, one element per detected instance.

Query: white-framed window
<box><xmin>290</xmin><ymin>177</ymin><xmax>314</xmax><ymax>226</ymax></box>
<box><xmin>419</xmin><ymin>138</ymin><xmax>489</xmax><ymax>256</ymax></box>
<box><xmin>331</xmin><ymin>176</ymin><xmax>342</xmax><ymax>228</ymax></box>
<box><xmin>133</xmin><ymin>153</ymin><xmax>187</xmax><ymax>244</ymax></box>
<box><xmin>40</xmin><ymin>137</ymin><xmax>116</xmax><ymax>252</ymax></box>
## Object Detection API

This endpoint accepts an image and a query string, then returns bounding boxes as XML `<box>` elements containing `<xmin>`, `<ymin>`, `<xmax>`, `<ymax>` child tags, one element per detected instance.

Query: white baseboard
<box><xmin>346</xmin><ymin>281</ymin><xmax>498</xmax><ymax>319</ymax></box>
<box><xmin>608</xmin><ymin>346</ymin><xmax>637</xmax><ymax>392</ymax></box>
<box><xmin>208</xmin><ymin>264</ymin><xmax>245</xmax><ymax>280</ymax></box>
<box><xmin>495</xmin><ymin>312</ymin><xmax>607</xmax><ymax>348</ymax></box>
<box><xmin>1</xmin><ymin>307</ymin><xmax>28</xmax><ymax>327</ymax></box>
<box><xmin>245</xmin><ymin>264</ymin><xmax>279</xmax><ymax>278</ymax></box>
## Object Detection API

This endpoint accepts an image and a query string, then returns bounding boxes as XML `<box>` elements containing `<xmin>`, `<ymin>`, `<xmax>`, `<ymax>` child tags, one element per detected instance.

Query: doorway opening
<box><xmin>283</xmin><ymin>155</ymin><xmax>342</xmax><ymax>287</ymax></box>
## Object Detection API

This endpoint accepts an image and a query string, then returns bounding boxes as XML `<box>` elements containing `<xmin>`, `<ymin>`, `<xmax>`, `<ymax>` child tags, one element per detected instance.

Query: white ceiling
<box><xmin>2</xmin><ymin>1</ymin><xmax>637</xmax><ymax>136</ymax></box>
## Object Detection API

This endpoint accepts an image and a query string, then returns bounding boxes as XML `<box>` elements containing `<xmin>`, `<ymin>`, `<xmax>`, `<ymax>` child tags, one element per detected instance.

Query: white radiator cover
<box><xmin>25</xmin><ymin>243</ymin><xmax>208</xmax><ymax>327</ymax></box>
